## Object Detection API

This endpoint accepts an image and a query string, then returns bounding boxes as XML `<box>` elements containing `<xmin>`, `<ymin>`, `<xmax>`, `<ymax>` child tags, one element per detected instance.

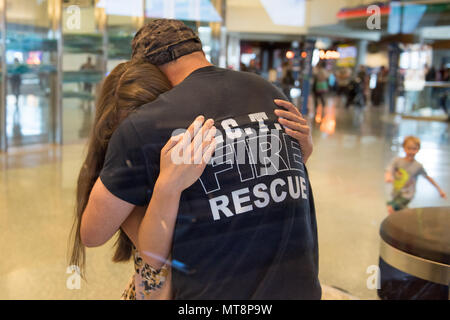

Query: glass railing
<box><xmin>401</xmin><ymin>82</ymin><xmax>450</xmax><ymax>120</ymax></box>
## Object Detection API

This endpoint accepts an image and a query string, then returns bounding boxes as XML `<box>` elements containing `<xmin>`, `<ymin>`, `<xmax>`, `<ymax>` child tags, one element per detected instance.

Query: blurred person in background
<box><xmin>268</xmin><ymin>67</ymin><xmax>278</xmax><ymax>84</ymax></box>
<box><xmin>346</xmin><ymin>75</ymin><xmax>365</xmax><ymax>109</ymax></box>
<box><xmin>312</xmin><ymin>61</ymin><xmax>329</xmax><ymax>122</ymax></box>
<box><xmin>281</xmin><ymin>60</ymin><xmax>294</xmax><ymax>99</ymax></box>
<box><xmin>80</xmin><ymin>56</ymin><xmax>96</xmax><ymax>94</ymax></box>
<box><xmin>372</xmin><ymin>65</ymin><xmax>388</xmax><ymax>107</ymax></box>
<box><xmin>345</xmin><ymin>65</ymin><xmax>367</xmax><ymax>109</ymax></box>
<box><xmin>248</xmin><ymin>58</ymin><xmax>261</xmax><ymax>74</ymax></box>
<box><xmin>328</xmin><ymin>70</ymin><xmax>336</xmax><ymax>92</ymax></box>
<box><xmin>438</xmin><ymin>67</ymin><xmax>449</xmax><ymax>119</ymax></box>
<box><xmin>385</xmin><ymin>136</ymin><xmax>447</xmax><ymax>214</ymax></box>
<box><xmin>356</xmin><ymin>65</ymin><xmax>368</xmax><ymax>104</ymax></box>
<box><xmin>79</xmin><ymin>56</ymin><xmax>97</xmax><ymax>112</ymax></box>
<box><xmin>239</xmin><ymin>62</ymin><xmax>248</xmax><ymax>72</ymax></box>
<box><xmin>9</xmin><ymin>58</ymin><xmax>23</xmax><ymax>103</ymax></box>
<box><xmin>425</xmin><ymin>65</ymin><xmax>437</xmax><ymax>110</ymax></box>
<box><xmin>425</xmin><ymin>65</ymin><xmax>436</xmax><ymax>82</ymax></box>
<box><xmin>335</xmin><ymin>66</ymin><xmax>352</xmax><ymax>107</ymax></box>
<box><xmin>437</xmin><ymin>63</ymin><xmax>448</xmax><ymax>81</ymax></box>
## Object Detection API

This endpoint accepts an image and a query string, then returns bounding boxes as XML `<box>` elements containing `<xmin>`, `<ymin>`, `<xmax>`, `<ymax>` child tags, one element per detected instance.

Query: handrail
<box><xmin>424</xmin><ymin>81</ymin><xmax>450</xmax><ymax>88</ymax></box>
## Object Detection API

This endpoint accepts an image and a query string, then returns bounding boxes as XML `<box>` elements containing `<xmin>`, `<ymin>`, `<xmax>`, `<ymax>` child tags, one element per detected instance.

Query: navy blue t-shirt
<box><xmin>100</xmin><ymin>66</ymin><xmax>321</xmax><ymax>299</ymax></box>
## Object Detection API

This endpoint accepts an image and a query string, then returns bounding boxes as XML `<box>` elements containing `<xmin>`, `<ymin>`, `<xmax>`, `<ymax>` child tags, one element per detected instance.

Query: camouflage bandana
<box><xmin>132</xmin><ymin>19</ymin><xmax>203</xmax><ymax>65</ymax></box>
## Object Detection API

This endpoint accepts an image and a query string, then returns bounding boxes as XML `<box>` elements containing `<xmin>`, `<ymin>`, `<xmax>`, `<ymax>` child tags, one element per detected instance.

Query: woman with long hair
<box><xmin>69</xmin><ymin>60</ymin><xmax>217</xmax><ymax>299</ymax></box>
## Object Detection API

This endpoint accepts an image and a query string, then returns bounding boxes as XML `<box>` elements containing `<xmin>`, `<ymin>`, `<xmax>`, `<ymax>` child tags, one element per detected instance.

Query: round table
<box><xmin>378</xmin><ymin>207</ymin><xmax>450</xmax><ymax>300</ymax></box>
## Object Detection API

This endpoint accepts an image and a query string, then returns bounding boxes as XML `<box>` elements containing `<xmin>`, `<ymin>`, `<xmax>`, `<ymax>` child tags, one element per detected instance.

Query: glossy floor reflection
<box><xmin>6</xmin><ymin>91</ymin><xmax>96</xmax><ymax>148</ymax></box>
<box><xmin>6</xmin><ymin>93</ymin><xmax>50</xmax><ymax>147</ymax></box>
<box><xmin>0</xmin><ymin>101</ymin><xmax>449</xmax><ymax>299</ymax></box>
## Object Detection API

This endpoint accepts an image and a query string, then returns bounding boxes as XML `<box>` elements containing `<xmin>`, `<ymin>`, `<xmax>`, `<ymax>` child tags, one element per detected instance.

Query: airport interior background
<box><xmin>0</xmin><ymin>0</ymin><xmax>449</xmax><ymax>300</ymax></box>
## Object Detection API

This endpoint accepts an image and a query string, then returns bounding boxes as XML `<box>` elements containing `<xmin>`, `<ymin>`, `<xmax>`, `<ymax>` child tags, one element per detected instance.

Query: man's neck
<box><xmin>159</xmin><ymin>52</ymin><xmax>213</xmax><ymax>86</ymax></box>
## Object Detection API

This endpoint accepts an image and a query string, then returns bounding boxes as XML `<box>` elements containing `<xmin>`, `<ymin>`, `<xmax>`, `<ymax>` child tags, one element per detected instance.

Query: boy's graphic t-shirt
<box><xmin>100</xmin><ymin>66</ymin><xmax>321</xmax><ymax>299</ymax></box>
<box><xmin>387</xmin><ymin>157</ymin><xmax>427</xmax><ymax>199</ymax></box>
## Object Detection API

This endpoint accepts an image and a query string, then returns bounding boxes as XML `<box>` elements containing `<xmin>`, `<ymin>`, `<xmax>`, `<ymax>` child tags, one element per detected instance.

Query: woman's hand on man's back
<box><xmin>157</xmin><ymin>115</ymin><xmax>217</xmax><ymax>194</ymax></box>
<box><xmin>274</xmin><ymin>99</ymin><xmax>313</xmax><ymax>164</ymax></box>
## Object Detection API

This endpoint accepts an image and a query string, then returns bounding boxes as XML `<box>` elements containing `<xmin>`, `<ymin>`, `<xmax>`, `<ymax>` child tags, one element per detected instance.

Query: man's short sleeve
<box><xmin>100</xmin><ymin>119</ymin><xmax>152</xmax><ymax>206</ymax></box>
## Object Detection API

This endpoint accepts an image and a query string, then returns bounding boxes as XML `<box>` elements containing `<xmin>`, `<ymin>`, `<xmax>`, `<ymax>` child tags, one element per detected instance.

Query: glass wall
<box><xmin>5</xmin><ymin>0</ymin><xmax>58</xmax><ymax>147</ymax></box>
<box><xmin>62</xmin><ymin>1</ymin><xmax>104</xmax><ymax>143</ymax></box>
<box><xmin>398</xmin><ymin>44</ymin><xmax>450</xmax><ymax>120</ymax></box>
<box><xmin>105</xmin><ymin>0</ymin><xmax>143</xmax><ymax>73</ymax></box>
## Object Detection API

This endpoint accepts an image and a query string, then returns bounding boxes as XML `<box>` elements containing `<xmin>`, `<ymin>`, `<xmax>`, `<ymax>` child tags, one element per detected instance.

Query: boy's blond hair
<box><xmin>402</xmin><ymin>136</ymin><xmax>421</xmax><ymax>148</ymax></box>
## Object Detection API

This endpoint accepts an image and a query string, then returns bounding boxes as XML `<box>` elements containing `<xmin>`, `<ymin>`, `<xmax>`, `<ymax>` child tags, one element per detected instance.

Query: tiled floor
<box><xmin>0</xmin><ymin>101</ymin><xmax>449</xmax><ymax>299</ymax></box>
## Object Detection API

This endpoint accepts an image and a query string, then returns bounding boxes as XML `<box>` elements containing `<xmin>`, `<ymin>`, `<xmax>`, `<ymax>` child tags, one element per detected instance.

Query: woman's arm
<box><xmin>81</xmin><ymin>179</ymin><xmax>136</xmax><ymax>247</ymax></box>
<box><xmin>120</xmin><ymin>206</ymin><xmax>145</xmax><ymax>247</ymax></box>
<box><xmin>80</xmin><ymin>116</ymin><xmax>215</xmax><ymax>249</ymax></box>
<box><xmin>136</xmin><ymin>181</ymin><xmax>182</xmax><ymax>269</ymax></box>
<box><xmin>138</xmin><ymin>116</ymin><xmax>217</xmax><ymax>269</ymax></box>
<box><xmin>119</xmin><ymin>207</ymin><xmax>173</xmax><ymax>300</ymax></box>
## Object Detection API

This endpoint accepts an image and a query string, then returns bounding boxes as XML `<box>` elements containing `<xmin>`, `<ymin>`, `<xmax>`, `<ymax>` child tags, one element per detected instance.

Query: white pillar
<box><xmin>356</xmin><ymin>39</ymin><xmax>368</xmax><ymax>70</ymax></box>
<box><xmin>226</xmin><ymin>34</ymin><xmax>240</xmax><ymax>70</ymax></box>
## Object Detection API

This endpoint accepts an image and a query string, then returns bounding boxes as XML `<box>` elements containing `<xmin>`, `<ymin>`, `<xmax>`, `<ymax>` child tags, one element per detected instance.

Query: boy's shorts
<box><xmin>387</xmin><ymin>195</ymin><xmax>411</xmax><ymax>211</ymax></box>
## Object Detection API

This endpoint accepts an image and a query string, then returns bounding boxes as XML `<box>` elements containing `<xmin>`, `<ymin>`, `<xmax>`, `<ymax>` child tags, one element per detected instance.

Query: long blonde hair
<box><xmin>69</xmin><ymin>60</ymin><xmax>171</xmax><ymax>278</ymax></box>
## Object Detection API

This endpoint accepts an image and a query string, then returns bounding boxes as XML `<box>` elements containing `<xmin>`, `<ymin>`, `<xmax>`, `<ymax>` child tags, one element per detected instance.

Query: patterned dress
<box><xmin>121</xmin><ymin>247</ymin><xmax>171</xmax><ymax>300</ymax></box>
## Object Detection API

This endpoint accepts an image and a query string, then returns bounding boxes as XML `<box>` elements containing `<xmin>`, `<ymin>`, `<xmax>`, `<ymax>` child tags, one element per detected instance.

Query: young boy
<box><xmin>385</xmin><ymin>136</ymin><xmax>447</xmax><ymax>214</ymax></box>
